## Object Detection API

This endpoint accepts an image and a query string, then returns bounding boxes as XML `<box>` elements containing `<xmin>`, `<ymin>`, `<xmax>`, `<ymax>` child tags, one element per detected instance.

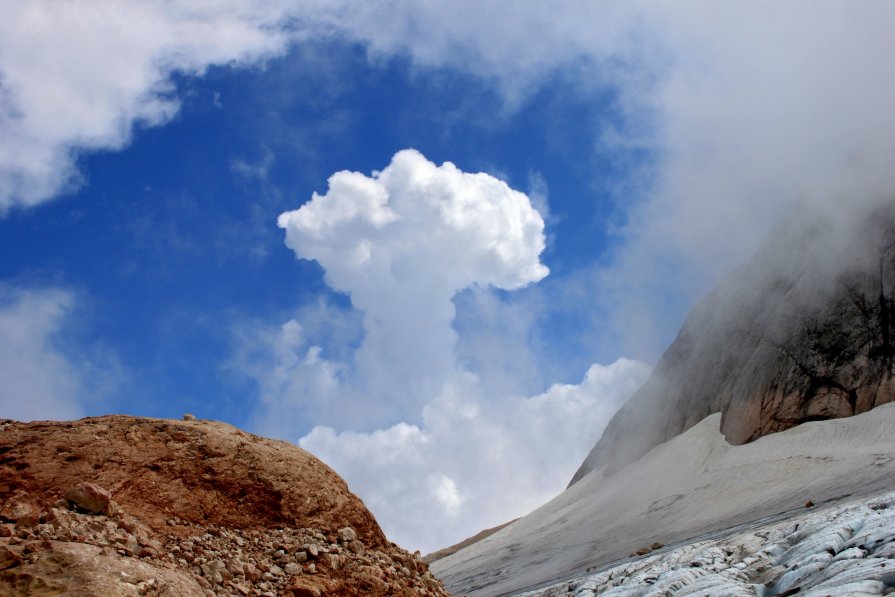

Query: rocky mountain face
<box><xmin>0</xmin><ymin>415</ymin><xmax>450</xmax><ymax>596</ymax></box>
<box><xmin>571</xmin><ymin>200</ymin><xmax>895</xmax><ymax>484</ymax></box>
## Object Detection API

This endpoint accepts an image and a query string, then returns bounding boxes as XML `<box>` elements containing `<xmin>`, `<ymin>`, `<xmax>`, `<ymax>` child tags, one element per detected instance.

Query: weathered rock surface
<box><xmin>571</xmin><ymin>201</ymin><xmax>895</xmax><ymax>484</ymax></box>
<box><xmin>0</xmin><ymin>416</ymin><xmax>450</xmax><ymax>596</ymax></box>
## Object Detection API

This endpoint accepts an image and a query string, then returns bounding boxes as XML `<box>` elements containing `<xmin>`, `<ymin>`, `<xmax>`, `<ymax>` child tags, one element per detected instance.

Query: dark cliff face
<box><xmin>570</xmin><ymin>199</ymin><xmax>895</xmax><ymax>486</ymax></box>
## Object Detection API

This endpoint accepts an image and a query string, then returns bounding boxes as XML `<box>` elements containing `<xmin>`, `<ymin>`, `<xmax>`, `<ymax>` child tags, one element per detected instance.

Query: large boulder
<box><xmin>65</xmin><ymin>482</ymin><xmax>112</xmax><ymax>515</ymax></box>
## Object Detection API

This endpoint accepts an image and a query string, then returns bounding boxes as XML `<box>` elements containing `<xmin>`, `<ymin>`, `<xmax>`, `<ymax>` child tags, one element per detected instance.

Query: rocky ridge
<box><xmin>0</xmin><ymin>416</ymin><xmax>449</xmax><ymax>596</ymax></box>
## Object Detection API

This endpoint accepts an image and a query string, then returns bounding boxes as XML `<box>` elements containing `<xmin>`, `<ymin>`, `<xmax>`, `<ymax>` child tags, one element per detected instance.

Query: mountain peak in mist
<box><xmin>571</xmin><ymin>198</ymin><xmax>895</xmax><ymax>484</ymax></box>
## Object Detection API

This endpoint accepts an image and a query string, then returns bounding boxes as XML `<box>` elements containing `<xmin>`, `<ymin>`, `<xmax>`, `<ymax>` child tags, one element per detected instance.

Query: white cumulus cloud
<box><xmin>245</xmin><ymin>150</ymin><xmax>652</xmax><ymax>552</ymax></box>
<box><xmin>300</xmin><ymin>358</ymin><xmax>650</xmax><ymax>553</ymax></box>
<box><xmin>275</xmin><ymin>149</ymin><xmax>549</xmax><ymax>425</ymax></box>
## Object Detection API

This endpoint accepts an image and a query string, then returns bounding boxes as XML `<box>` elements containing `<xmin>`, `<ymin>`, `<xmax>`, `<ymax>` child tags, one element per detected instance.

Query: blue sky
<box><xmin>2</xmin><ymin>2</ymin><xmax>894</xmax><ymax>552</ymax></box>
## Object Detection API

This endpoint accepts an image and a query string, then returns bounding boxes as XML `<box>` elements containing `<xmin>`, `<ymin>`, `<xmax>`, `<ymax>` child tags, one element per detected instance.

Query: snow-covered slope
<box><xmin>431</xmin><ymin>403</ymin><xmax>895</xmax><ymax>596</ymax></box>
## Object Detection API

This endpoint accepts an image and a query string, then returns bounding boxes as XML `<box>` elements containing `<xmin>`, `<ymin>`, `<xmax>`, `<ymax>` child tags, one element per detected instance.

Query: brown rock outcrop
<box><xmin>0</xmin><ymin>415</ymin><xmax>450</xmax><ymax>596</ymax></box>
<box><xmin>571</xmin><ymin>200</ymin><xmax>895</xmax><ymax>485</ymax></box>
<box><xmin>0</xmin><ymin>416</ymin><xmax>382</xmax><ymax>545</ymax></box>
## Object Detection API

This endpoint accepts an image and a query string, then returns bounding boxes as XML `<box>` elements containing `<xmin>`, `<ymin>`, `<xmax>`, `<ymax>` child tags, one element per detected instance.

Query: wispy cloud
<box><xmin>0</xmin><ymin>285</ymin><xmax>120</xmax><ymax>421</ymax></box>
<box><xmin>0</xmin><ymin>2</ymin><xmax>294</xmax><ymax>212</ymax></box>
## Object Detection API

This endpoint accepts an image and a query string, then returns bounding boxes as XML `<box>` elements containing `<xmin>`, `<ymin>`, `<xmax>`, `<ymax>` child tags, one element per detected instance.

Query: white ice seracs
<box><xmin>519</xmin><ymin>490</ymin><xmax>895</xmax><ymax>596</ymax></box>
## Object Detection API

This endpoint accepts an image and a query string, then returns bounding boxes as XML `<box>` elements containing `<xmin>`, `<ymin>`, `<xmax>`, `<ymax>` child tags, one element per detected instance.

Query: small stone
<box><xmin>294</xmin><ymin>550</ymin><xmax>308</xmax><ymax>563</ymax></box>
<box><xmin>347</xmin><ymin>540</ymin><xmax>364</xmax><ymax>554</ymax></box>
<box><xmin>337</xmin><ymin>526</ymin><xmax>357</xmax><ymax>543</ymax></box>
<box><xmin>183</xmin><ymin>413</ymin><xmax>197</xmax><ymax>421</ymax></box>
<box><xmin>243</xmin><ymin>563</ymin><xmax>262</xmax><ymax>582</ymax></box>
<box><xmin>105</xmin><ymin>500</ymin><xmax>121</xmax><ymax>517</ymax></box>
<box><xmin>287</xmin><ymin>581</ymin><xmax>322</xmax><ymax>597</ymax></box>
<box><xmin>805</xmin><ymin>499</ymin><xmax>815</xmax><ymax>508</ymax></box>
<box><xmin>14</xmin><ymin>514</ymin><xmax>40</xmax><ymax>529</ymax></box>
<box><xmin>200</xmin><ymin>558</ymin><xmax>227</xmax><ymax>584</ymax></box>
<box><xmin>0</xmin><ymin>546</ymin><xmax>22</xmax><ymax>571</ymax></box>
<box><xmin>0</xmin><ymin>495</ymin><xmax>33</xmax><ymax>522</ymax></box>
<box><xmin>140</xmin><ymin>546</ymin><xmax>159</xmax><ymax>559</ymax></box>
<box><xmin>65</xmin><ymin>482</ymin><xmax>112</xmax><ymax>515</ymax></box>
<box><xmin>323</xmin><ymin>553</ymin><xmax>341</xmax><ymax>571</ymax></box>
<box><xmin>226</xmin><ymin>558</ymin><xmax>244</xmax><ymax>577</ymax></box>
<box><xmin>284</xmin><ymin>562</ymin><xmax>302</xmax><ymax>575</ymax></box>
<box><xmin>306</xmin><ymin>563</ymin><xmax>316</xmax><ymax>574</ymax></box>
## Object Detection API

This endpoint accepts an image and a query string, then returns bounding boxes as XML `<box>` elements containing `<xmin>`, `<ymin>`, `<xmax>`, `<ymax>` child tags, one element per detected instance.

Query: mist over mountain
<box><xmin>571</xmin><ymin>197</ymin><xmax>895</xmax><ymax>483</ymax></box>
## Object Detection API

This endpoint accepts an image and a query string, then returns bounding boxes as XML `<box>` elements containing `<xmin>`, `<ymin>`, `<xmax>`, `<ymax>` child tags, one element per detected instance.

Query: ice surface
<box><xmin>518</xmin><ymin>490</ymin><xmax>895</xmax><ymax>596</ymax></box>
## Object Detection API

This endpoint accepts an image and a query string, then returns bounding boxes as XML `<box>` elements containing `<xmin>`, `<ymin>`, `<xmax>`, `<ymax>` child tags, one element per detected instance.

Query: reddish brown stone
<box><xmin>0</xmin><ymin>545</ymin><xmax>21</xmax><ymax>571</ymax></box>
<box><xmin>287</xmin><ymin>579</ymin><xmax>323</xmax><ymax>597</ymax></box>
<box><xmin>65</xmin><ymin>482</ymin><xmax>112</xmax><ymax>514</ymax></box>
